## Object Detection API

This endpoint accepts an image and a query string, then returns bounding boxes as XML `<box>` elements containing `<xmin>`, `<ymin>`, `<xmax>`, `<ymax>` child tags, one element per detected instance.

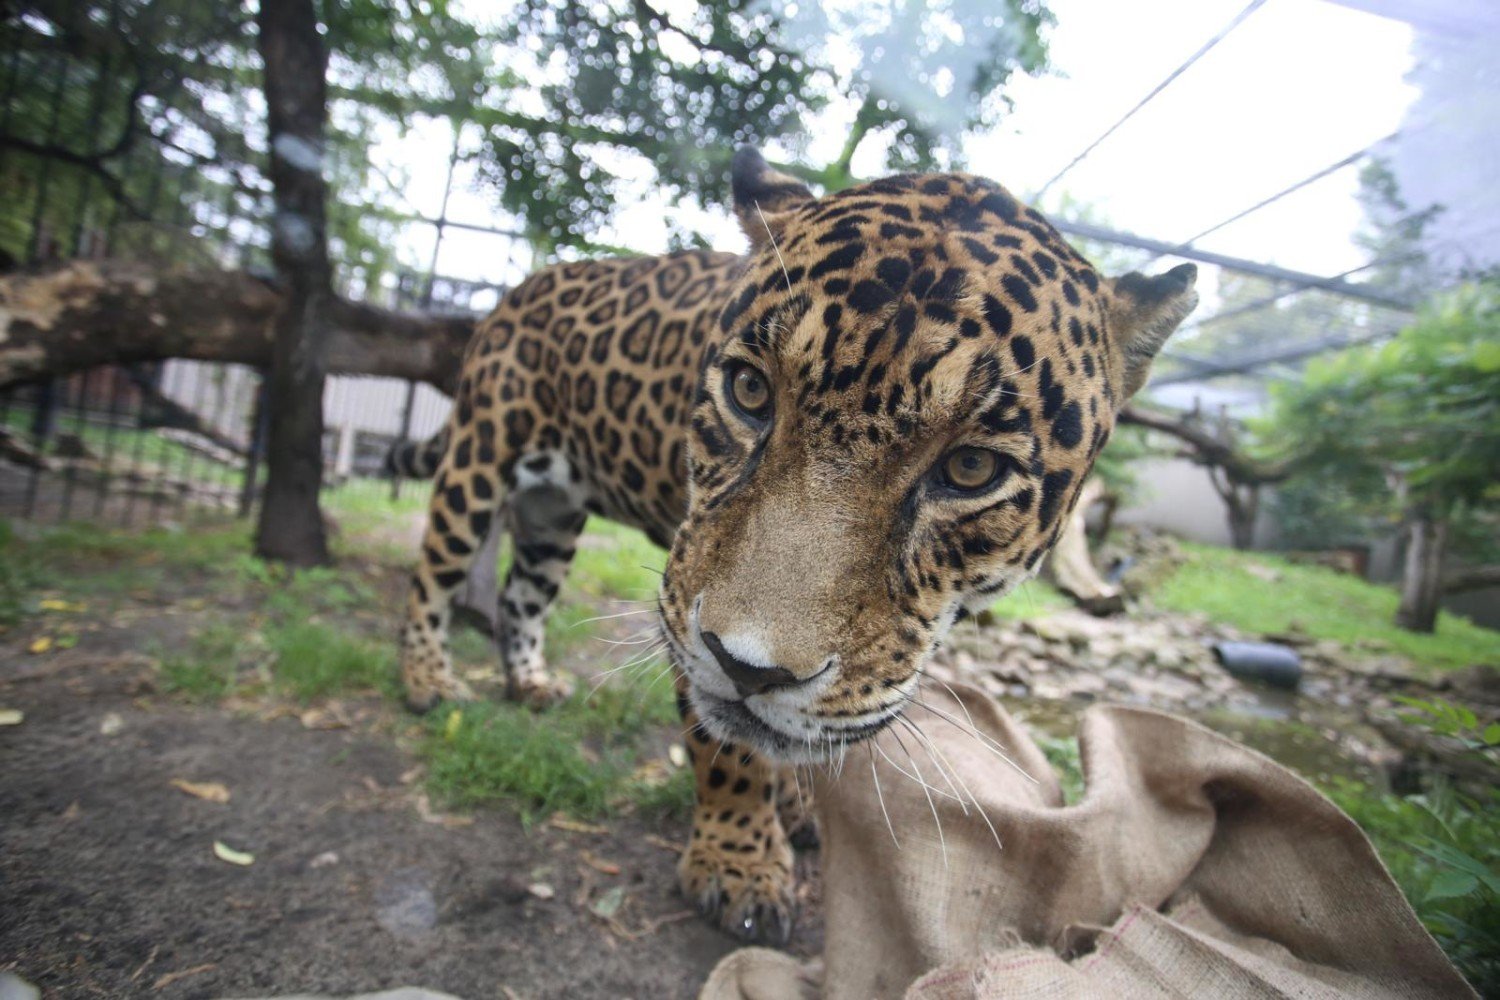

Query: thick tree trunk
<box><xmin>1226</xmin><ymin>485</ymin><xmax>1259</xmax><ymax>550</ymax></box>
<box><xmin>1045</xmin><ymin>477</ymin><xmax>1125</xmax><ymax>616</ymax></box>
<box><xmin>255</xmin><ymin>0</ymin><xmax>334</xmax><ymax>566</ymax></box>
<box><xmin>1395</xmin><ymin>509</ymin><xmax>1448</xmax><ymax>633</ymax></box>
<box><xmin>0</xmin><ymin>261</ymin><xmax>473</xmax><ymax>391</ymax></box>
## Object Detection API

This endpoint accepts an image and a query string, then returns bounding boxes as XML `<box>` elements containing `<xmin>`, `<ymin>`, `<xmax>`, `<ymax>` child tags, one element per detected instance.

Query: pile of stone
<box><xmin>932</xmin><ymin>602</ymin><xmax>1442</xmax><ymax>722</ymax></box>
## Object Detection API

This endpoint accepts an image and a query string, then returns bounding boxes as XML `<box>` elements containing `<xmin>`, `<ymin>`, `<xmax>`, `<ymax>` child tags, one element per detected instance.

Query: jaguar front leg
<box><xmin>674</xmin><ymin>684</ymin><xmax>797</xmax><ymax>944</ymax></box>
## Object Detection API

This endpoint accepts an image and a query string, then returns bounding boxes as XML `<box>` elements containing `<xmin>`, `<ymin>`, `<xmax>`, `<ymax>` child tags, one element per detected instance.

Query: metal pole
<box><xmin>239</xmin><ymin>375</ymin><xmax>270</xmax><ymax>519</ymax></box>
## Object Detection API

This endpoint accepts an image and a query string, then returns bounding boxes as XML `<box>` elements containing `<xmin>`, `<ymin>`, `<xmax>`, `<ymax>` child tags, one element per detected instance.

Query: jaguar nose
<box><xmin>701</xmin><ymin>630</ymin><xmax>800</xmax><ymax>697</ymax></box>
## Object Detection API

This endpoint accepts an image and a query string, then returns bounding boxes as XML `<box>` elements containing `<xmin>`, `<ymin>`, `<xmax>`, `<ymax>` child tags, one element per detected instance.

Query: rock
<box><xmin>0</xmin><ymin>973</ymin><xmax>40</xmax><ymax>1000</ymax></box>
<box><xmin>1023</xmin><ymin>618</ymin><xmax>1074</xmax><ymax>645</ymax></box>
<box><xmin>373</xmin><ymin>868</ymin><xmax>438</xmax><ymax>939</ymax></box>
<box><xmin>1447</xmin><ymin>664</ymin><xmax>1500</xmax><ymax>706</ymax></box>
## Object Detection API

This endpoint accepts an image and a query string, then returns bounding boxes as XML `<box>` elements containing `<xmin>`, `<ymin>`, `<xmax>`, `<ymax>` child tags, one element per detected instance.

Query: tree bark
<box><xmin>1119</xmin><ymin>404</ymin><xmax>1294</xmax><ymax>485</ymax></box>
<box><xmin>255</xmin><ymin>0</ymin><xmax>334</xmax><ymax>565</ymax></box>
<box><xmin>0</xmin><ymin>260</ymin><xmax>473</xmax><ymax>391</ymax></box>
<box><xmin>1442</xmin><ymin>564</ymin><xmax>1500</xmax><ymax>595</ymax></box>
<box><xmin>1045</xmin><ymin>477</ymin><xmax>1125</xmax><ymax>616</ymax></box>
<box><xmin>1227</xmin><ymin>498</ymin><xmax>1255</xmax><ymax>549</ymax></box>
<box><xmin>1395</xmin><ymin>509</ymin><xmax>1448</xmax><ymax>633</ymax></box>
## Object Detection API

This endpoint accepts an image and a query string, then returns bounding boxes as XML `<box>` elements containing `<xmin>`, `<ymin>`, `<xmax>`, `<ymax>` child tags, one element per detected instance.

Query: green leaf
<box><xmin>1482</xmin><ymin>722</ymin><xmax>1500</xmax><ymax>747</ymax></box>
<box><xmin>1425</xmin><ymin>868</ymin><xmax>1478</xmax><ymax>901</ymax></box>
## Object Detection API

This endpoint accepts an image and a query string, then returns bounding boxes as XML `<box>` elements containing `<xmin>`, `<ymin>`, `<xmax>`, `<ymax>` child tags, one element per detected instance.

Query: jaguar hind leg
<box><xmin>497</xmin><ymin>452</ymin><xmax>588</xmax><ymax>708</ymax></box>
<box><xmin>400</xmin><ymin>419</ymin><xmax>508</xmax><ymax>713</ymax></box>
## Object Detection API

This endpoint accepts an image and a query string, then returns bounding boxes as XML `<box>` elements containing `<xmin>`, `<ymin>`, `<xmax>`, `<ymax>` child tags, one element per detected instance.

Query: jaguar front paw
<box><xmin>678</xmin><ymin>834</ymin><xmax>796</xmax><ymax>945</ymax></box>
<box><xmin>402</xmin><ymin>662</ymin><xmax>476</xmax><ymax>714</ymax></box>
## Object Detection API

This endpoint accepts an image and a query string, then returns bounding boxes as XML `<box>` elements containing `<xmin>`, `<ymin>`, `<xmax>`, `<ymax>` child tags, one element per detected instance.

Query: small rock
<box><xmin>309</xmin><ymin>851</ymin><xmax>340</xmax><ymax>869</ymax></box>
<box><xmin>0</xmin><ymin>972</ymin><xmax>41</xmax><ymax>1000</ymax></box>
<box><xmin>99</xmin><ymin>712</ymin><xmax>124</xmax><ymax>736</ymax></box>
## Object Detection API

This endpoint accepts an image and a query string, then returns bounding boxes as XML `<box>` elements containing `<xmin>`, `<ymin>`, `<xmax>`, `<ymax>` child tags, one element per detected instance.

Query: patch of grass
<box><xmin>2</xmin><ymin>410</ymin><xmax>243</xmax><ymax>490</ymax></box>
<box><xmin>448</xmin><ymin>626</ymin><xmax>495</xmax><ymax>666</ymax></box>
<box><xmin>1155</xmin><ymin>542</ymin><xmax>1500</xmax><ymax>673</ymax></box>
<box><xmin>267</xmin><ymin>621</ymin><xmax>396</xmax><ymax>702</ymax></box>
<box><xmin>571</xmin><ymin>519</ymin><xmax>666</xmax><ymax>602</ymax></box>
<box><xmin>0</xmin><ymin>520</ymin><xmax>40</xmax><ymax>626</ymax></box>
<box><xmin>631</xmin><ymin>765</ymin><xmax>696</xmax><ymax>819</ymax></box>
<box><xmin>421</xmin><ymin>668</ymin><xmax>682</xmax><ymax>822</ymax></box>
<box><xmin>323</xmin><ymin>486</ymin><xmax>428</xmax><ymax>564</ymax></box>
<box><xmin>1034</xmin><ymin>733</ymin><xmax>1085</xmax><ymax>805</ymax></box>
<box><xmin>157</xmin><ymin>623</ymin><xmax>247</xmax><ymax>702</ymax></box>
<box><xmin>1327</xmin><ymin>779</ymin><xmax>1500</xmax><ymax>992</ymax></box>
<box><xmin>988</xmin><ymin>578</ymin><xmax>1072</xmax><ymax>620</ymax></box>
<box><xmin>36</xmin><ymin>518</ymin><xmax>252</xmax><ymax>571</ymax></box>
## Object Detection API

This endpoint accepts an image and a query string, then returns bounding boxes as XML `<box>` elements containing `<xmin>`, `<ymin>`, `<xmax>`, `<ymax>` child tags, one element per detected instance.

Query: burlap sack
<box><xmin>701</xmin><ymin>685</ymin><xmax>1475</xmax><ymax>999</ymax></box>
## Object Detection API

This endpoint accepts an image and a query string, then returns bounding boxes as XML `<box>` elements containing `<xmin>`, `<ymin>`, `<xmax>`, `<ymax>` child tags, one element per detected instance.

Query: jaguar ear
<box><xmin>731</xmin><ymin>146</ymin><xmax>816</xmax><ymax>251</ymax></box>
<box><xmin>1107</xmin><ymin>263</ymin><xmax>1199</xmax><ymax>398</ymax></box>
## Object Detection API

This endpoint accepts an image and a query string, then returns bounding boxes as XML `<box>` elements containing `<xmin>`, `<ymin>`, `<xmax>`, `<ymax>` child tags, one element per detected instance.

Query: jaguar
<box><xmin>395</xmin><ymin>146</ymin><xmax>1197</xmax><ymax>942</ymax></box>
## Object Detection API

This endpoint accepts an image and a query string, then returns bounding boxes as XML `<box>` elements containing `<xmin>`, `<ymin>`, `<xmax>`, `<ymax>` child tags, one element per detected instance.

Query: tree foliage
<box><xmin>2</xmin><ymin>0</ymin><xmax>1055</xmax><ymax>267</ymax></box>
<box><xmin>1258</xmin><ymin>282</ymin><xmax>1500</xmax><ymax>516</ymax></box>
<box><xmin>1</xmin><ymin>0</ymin><xmax>494</xmax><ymax>288</ymax></box>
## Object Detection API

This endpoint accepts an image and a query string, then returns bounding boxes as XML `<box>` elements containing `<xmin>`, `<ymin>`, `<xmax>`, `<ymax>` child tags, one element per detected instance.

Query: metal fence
<box><xmin>0</xmin><ymin>12</ymin><xmax>524</xmax><ymax>527</ymax></box>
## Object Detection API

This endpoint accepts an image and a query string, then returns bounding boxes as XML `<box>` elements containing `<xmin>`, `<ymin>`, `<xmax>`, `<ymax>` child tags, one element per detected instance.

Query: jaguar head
<box><xmin>659</xmin><ymin>148</ymin><xmax>1197</xmax><ymax>762</ymax></box>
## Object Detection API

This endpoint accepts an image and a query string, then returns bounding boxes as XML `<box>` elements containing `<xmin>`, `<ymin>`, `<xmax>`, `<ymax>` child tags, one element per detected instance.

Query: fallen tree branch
<box><xmin>126</xmin><ymin>368</ymin><xmax>251</xmax><ymax>456</ymax></box>
<box><xmin>0</xmin><ymin>259</ymin><xmax>474</xmax><ymax>392</ymax></box>
<box><xmin>1442</xmin><ymin>565</ymin><xmax>1500</xmax><ymax>595</ymax></box>
<box><xmin>1119</xmin><ymin>403</ymin><xmax>1295</xmax><ymax>484</ymax></box>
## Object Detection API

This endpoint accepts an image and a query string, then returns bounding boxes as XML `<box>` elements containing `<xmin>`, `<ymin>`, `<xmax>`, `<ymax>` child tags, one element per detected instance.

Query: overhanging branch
<box><xmin>0</xmin><ymin>259</ymin><xmax>472</xmax><ymax>392</ymax></box>
<box><xmin>1120</xmin><ymin>403</ymin><xmax>1294</xmax><ymax>484</ymax></box>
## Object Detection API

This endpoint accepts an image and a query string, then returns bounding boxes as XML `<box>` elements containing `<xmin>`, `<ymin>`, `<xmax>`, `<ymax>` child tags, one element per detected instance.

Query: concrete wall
<box><xmin>1111</xmin><ymin>456</ymin><xmax>1275</xmax><ymax>547</ymax></box>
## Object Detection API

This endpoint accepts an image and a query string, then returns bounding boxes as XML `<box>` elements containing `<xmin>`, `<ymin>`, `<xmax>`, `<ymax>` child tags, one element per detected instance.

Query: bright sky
<box><xmin>378</xmin><ymin>0</ymin><xmax>1431</xmax><ymax>295</ymax></box>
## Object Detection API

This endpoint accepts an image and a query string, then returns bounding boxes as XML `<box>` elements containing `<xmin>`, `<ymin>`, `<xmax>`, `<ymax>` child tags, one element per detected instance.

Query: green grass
<box><xmin>158</xmin><ymin>623</ymin><xmax>243</xmax><ymax>702</ymax></box>
<box><xmin>1326</xmin><ymin>779</ymin><xmax>1499</xmax><ymax>992</ymax></box>
<box><xmin>267</xmin><ymin>620</ymin><xmax>397</xmax><ymax>702</ymax></box>
<box><xmin>1155</xmin><ymin>542</ymin><xmax>1500</xmax><ymax>673</ymax></box>
<box><xmin>570</xmin><ymin>518</ymin><xmax>667</xmax><ymax>602</ymax></box>
<box><xmin>421</xmin><ymin>667</ymin><xmax>681</xmax><ymax>823</ymax></box>
<box><xmin>3</xmin><ymin>409</ymin><xmax>243</xmax><ymax>490</ymax></box>
<box><xmin>989</xmin><ymin>578</ymin><xmax>1073</xmax><ymax>620</ymax></box>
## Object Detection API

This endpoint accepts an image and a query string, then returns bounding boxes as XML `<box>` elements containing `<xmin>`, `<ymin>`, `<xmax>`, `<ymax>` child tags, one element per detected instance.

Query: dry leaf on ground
<box><xmin>28</xmin><ymin>636</ymin><xmax>52</xmax><ymax>654</ymax></box>
<box><xmin>414</xmin><ymin>792</ymin><xmax>475</xmax><ymax>828</ymax></box>
<box><xmin>99</xmin><ymin>712</ymin><xmax>123</xmax><ymax>735</ymax></box>
<box><xmin>527</xmin><ymin>882</ymin><xmax>555</xmax><ymax>900</ymax></box>
<box><xmin>0</xmin><ymin>708</ymin><xmax>23</xmax><ymax>726</ymax></box>
<box><xmin>170</xmin><ymin>779</ymin><xmax>230</xmax><ymax>804</ymax></box>
<box><xmin>589</xmin><ymin>885</ymin><xmax>627</xmax><ymax>920</ymax></box>
<box><xmin>644</xmin><ymin>834</ymin><xmax>683</xmax><ymax>854</ymax></box>
<box><xmin>152</xmin><ymin>963</ymin><xmax>216</xmax><ymax>989</ymax></box>
<box><xmin>579</xmin><ymin>850</ymin><xmax>621</xmax><ymax>876</ymax></box>
<box><xmin>212</xmin><ymin>841</ymin><xmax>255</xmax><ymax>866</ymax></box>
<box><xmin>548</xmin><ymin>814</ymin><xmax>607</xmax><ymax>835</ymax></box>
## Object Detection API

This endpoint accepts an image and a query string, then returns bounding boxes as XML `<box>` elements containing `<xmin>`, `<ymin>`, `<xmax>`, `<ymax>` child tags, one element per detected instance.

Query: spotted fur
<box><xmin>399</xmin><ymin>147</ymin><xmax>1197</xmax><ymax>943</ymax></box>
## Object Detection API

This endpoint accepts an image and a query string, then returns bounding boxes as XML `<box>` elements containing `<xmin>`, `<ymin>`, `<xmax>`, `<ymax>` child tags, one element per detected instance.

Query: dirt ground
<box><xmin>0</xmin><ymin>526</ymin><xmax>827</xmax><ymax>1000</ymax></box>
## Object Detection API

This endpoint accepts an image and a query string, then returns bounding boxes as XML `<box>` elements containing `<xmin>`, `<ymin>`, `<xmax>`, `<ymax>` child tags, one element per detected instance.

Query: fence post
<box><xmin>390</xmin><ymin>379</ymin><xmax>418</xmax><ymax>500</ymax></box>
<box><xmin>239</xmin><ymin>374</ymin><xmax>271</xmax><ymax>518</ymax></box>
<box><xmin>21</xmin><ymin>379</ymin><xmax>59</xmax><ymax>519</ymax></box>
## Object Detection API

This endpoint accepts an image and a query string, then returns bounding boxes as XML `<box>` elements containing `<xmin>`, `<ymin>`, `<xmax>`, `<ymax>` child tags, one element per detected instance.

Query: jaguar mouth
<box><xmin>688</xmin><ymin>684</ymin><xmax>898</xmax><ymax>764</ymax></box>
<box><xmin>660</xmin><ymin>605</ymin><xmax>905</xmax><ymax>763</ymax></box>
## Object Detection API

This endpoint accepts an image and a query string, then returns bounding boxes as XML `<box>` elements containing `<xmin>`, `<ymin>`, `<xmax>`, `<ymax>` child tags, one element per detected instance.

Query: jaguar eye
<box><xmin>940</xmin><ymin>447</ymin><xmax>1003</xmax><ymax>493</ymax></box>
<box><xmin>725</xmin><ymin>362</ymin><xmax>772</xmax><ymax>422</ymax></box>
